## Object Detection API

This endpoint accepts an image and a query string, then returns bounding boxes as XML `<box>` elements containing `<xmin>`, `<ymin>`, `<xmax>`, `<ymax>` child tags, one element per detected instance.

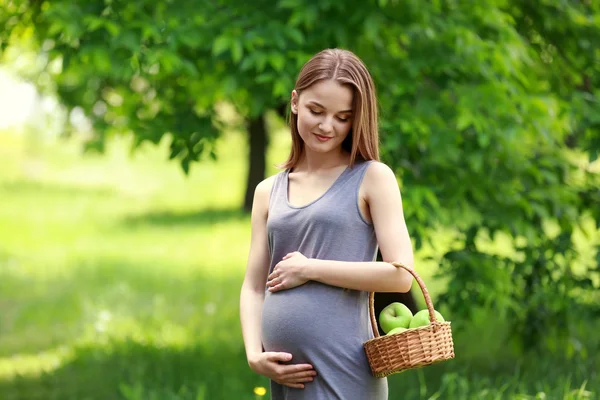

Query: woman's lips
<box><xmin>314</xmin><ymin>133</ymin><xmax>333</xmax><ymax>142</ymax></box>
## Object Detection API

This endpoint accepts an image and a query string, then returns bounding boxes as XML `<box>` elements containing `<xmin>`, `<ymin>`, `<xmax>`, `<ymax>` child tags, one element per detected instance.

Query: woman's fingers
<box><xmin>266</xmin><ymin>352</ymin><xmax>292</xmax><ymax>363</ymax></box>
<box><xmin>282</xmin><ymin>371</ymin><xmax>317</xmax><ymax>383</ymax></box>
<box><xmin>284</xmin><ymin>369</ymin><xmax>317</xmax><ymax>380</ymax></box>
<box><xmin>276</xmin><ymin>363</ymin><xmax>315</xmax><ymax>375</ymax></box>
<box><xmin>266</xmin><ymin>276</ymin><xmax>280</xmax><ymax>287</ymax></box>
<box><xmin>267</xmin><ymin>275</ymin><xmax>286</xmax><ymax>291</ymax></box>
<box><xmin>268</xmin><ymin>283</ymin><xmax>284</xmax><ymax>292</ymax></box>
<box><xmin>267</xmin><ymin>270</ymin><xmax>279</xmax><ymax>282</ymax></box>
<box><xmin>283</xmin><ymin>363</ymin><xmax>315</xmax><ymax>372</ymax></box>
<box><xmin>280</xmin><ymin>374</ymin><xmax>314</xmax><ymax>390</ymax></box>
<box><xmin>283</xmin><ymin>370</ymin><xmax>317</xmax><ymax>381</ymax></box>
<box><xmin>273</xmin><ymin>361</ymin><xmax>316</xmax><ymax>389</ymax></box>
<box><xmin>279</xmin><ymin>364</ymin><xmax>317</xmax><ymax>381</ymax></box>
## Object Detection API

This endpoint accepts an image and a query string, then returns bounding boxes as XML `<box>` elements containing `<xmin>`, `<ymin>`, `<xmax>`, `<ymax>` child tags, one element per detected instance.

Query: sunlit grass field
<box><xmin>0</xmin><ymin>124</ymin><xmax>598</xmax><ymax>399</ymax></box>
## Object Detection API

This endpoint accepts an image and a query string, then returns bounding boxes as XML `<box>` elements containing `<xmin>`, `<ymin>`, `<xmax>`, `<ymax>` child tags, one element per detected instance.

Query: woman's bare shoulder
<box><xmin>256</xmin><ymin>173</ymin><xmax>280</xmax><ymax>195</ymax></box>
<box><xmin>253</xmin><ymin>172</ymin><xmax>282</xmax><ymax>212</ymax></box>
<box><xmin>364</xmin><ymin>161</ymin><xmax>398</xmax><ymax>190</ymax></box>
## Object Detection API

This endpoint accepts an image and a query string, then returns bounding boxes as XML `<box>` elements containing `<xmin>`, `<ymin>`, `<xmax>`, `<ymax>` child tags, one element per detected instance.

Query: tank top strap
<box><xmin>331</xmin><ymin>158</ymin><xmax>374</xmax><ymax>192</ymax></box>
<box><xmin>268</xmin><ymin>170</ymin><xmax>288</xmax><ymax>212</ymax></box>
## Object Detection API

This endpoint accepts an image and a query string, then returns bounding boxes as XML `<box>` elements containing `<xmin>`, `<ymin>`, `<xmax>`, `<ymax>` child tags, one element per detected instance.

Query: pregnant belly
<box><xmin>261</xmin><ymin>282</ymin><xmax>369</xmax><ymax>356</ymax></box>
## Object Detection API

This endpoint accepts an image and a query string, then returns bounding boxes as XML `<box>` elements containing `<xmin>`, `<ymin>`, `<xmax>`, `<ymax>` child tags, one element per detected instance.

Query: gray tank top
<box><xmin>261</xmin><ymin>159</ymin><xmax>389</xmax><ymax>399</ymax></box>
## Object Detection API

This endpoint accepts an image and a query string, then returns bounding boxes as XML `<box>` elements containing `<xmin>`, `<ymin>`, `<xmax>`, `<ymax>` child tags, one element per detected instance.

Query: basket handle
<box><xmin>369</xmin><ymin>262</ymin><xmax>438</xmax><ymax>338</ymax></box>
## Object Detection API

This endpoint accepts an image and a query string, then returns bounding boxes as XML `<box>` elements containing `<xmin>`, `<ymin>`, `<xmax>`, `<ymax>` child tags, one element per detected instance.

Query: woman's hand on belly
<box><xmin>249</xmin><ymin>351</ymin><xmax>317</xmax><ymax>389</ymax></box>
<box><xmin>267</xmin><ymin>252</ymin><xmax>311</xmax><ymax>292</ymax></box>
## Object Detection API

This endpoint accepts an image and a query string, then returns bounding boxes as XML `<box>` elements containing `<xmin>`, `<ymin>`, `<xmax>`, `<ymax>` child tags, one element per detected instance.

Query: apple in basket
<box><xmin>379</xmin><ymin>302</ymin><xmax>413</xmax><ymax>334</ymax></box>
<box><xmin>387</xmin><ymin>327</ymin><xmax>408</xmax><ymax>335</ymax></box>
<box><xmin>408</xmin><ymin>309</ymin><xmax>445</xmax><ymax>329</ymax></box>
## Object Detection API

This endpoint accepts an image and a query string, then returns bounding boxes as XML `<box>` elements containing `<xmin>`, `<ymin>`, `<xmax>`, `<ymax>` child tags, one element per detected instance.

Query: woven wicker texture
<box><xmin>363</xmin><ymin>262</ymin><xmax>455</xmax><ymax>378</ymax></box>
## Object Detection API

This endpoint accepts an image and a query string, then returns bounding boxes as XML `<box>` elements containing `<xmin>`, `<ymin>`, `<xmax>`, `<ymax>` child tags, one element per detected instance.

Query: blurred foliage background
<box><xmin>0</xmin><ymin>0</ymin><xmax>599</xmax><ymax>399</ymax></box>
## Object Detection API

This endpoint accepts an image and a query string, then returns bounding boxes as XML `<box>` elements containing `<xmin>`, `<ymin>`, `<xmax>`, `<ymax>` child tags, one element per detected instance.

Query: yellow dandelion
<box><xmin>254</xmin><ymin>386</ymin><xmax>267</xmax><ymax>396</ymax></box>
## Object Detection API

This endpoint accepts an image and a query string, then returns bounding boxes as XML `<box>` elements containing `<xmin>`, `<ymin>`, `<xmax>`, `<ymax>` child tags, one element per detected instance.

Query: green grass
<box><xmin>0</xmin><ymin>126</ymin><xmax>598</xmax><ymax>400</ymax></box>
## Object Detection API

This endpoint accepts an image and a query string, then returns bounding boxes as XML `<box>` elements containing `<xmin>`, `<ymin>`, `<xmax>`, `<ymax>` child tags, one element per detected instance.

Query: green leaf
<box><xmin>364</xmin><ymin>15</ymin><xmax>380</xmax><ymax>42</ymax></box>
<box><xmin>256</xmin><ymin>73</ymin><xmax>274</xmax><ymax>84</ymax></box>
<box><xmin>477</xmin><ymin>132</ymin><xmax>490</xmax><ymax>148</ymax></box>
<box><xmin>223</xmin><ymin>76</ymin><xmax>237</xmax><ymax>94</ymax></box>
<box><xmin>456</xmin><ymin>112</ymin><xmax>471</xmax><ymax>131</ymax></box>
<box><xmin>182</xmin><ymin>59</ymin><xmax>198</xmax><ymax>77</ymax></box>
<box><xmin>240</xmin><ymin>56</ymin><xmax>253</xmax><ymax>71</ymax></box>
<box><xmin>268</xmin><ymin>52</ymin><xmax>285</xmax><ymax>72</ymax></box>
<box><xmin>84</xmin><ymin>16</ymin><xmax>104</xmax><ymax>32</ymax></box>
<box><xmin>286</xmin><ymin>27</ymin><xmax>304</xmax><ymax>45</ymax></box>
<box><xmin>212</xmin><ymin>35</ymin><xmax>229</xmax><ymax>56</ymax></box>
<box><xmin>273</xmin><ymin>79</ymin><xmax>288</xmax><ymax>98</ymax></box>
<box><xmin>104</xmin><ymin>21</ymin><xmax>120</xmax><ymax>37</ymax></box>
<box><xmin>231</xmin><ymin>40</ymin><xmax>243</xmax><ymax>63</ymax></box>
<box><xmin>255</xmin><ymin>52</ymin><xmax>268</xmax><ymax>72</ymax></box>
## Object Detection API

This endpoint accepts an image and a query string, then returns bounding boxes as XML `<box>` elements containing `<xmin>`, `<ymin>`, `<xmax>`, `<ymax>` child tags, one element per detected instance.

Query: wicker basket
<box><xmin>363</xmin><ymin>262</ymin><xmax>455</xmax><ymax>378</ymax></box>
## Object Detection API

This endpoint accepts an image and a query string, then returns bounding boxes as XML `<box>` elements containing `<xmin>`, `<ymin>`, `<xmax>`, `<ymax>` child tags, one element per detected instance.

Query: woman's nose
<box><xmin>318</xmin><ymin>118</ymin><xmax>333</xmax><ymax>133</ymax></box>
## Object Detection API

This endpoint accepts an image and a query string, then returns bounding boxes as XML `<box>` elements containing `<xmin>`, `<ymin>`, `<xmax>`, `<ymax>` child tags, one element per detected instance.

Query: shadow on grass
<box><xmin>0</xmin><ymin>338</ymin><xmax>267</xmax><ymax>400</ymax></box>
<box><xmin>121</xmin><ymin>208</ymin><xmax>248</xmax><ymax>228</ymax></box>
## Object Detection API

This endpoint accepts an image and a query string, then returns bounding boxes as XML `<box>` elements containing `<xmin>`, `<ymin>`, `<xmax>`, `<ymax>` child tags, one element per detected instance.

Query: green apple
<box><xmin>408</xmin><ymin>309</ymin><xmax>445</xmax><ymax>329</ymax></box>
<box><xmin>379</xmin><ymin>302</ymin><xmax>413</xmax><ymax>334</ymax></box>
<box><xmin>387</xmin><ymin>327</ymin><xmax>408</xmax><ymax>335</ymax></box>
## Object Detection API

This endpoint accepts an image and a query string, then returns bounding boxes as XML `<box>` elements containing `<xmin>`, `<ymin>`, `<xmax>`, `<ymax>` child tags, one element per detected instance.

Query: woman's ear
<box><xmin>291</xmin><ymin>90</ymin><xmax>298</xmax><ymax>114</ymax></box>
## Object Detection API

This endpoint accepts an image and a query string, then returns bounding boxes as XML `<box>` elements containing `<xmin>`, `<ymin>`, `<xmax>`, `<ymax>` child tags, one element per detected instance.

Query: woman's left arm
<box><xmin>266</xmin><ymin>162</ymin><xmax>415</xmax><ymax>293</ymax></box>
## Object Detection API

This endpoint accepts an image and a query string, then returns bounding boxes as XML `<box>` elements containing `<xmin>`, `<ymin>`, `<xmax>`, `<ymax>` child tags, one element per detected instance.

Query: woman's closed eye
<box><xmin>309</xmin><ymin>109</ymin><xmax>350</xmax><ymax>122</ymax></box>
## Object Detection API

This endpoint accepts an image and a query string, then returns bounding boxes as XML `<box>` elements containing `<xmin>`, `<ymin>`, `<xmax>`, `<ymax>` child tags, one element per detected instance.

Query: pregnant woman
<box><xmin>240</xmin><ymin>48</ymin><xmax>415</xmax><ymax>400</ymax></box>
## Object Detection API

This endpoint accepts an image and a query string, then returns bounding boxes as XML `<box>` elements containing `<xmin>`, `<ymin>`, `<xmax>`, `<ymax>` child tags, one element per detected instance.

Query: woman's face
<box><xmin>291</xmin><ymin>79</ymin><xmax>354</xmax><ymax>155</ymax></box>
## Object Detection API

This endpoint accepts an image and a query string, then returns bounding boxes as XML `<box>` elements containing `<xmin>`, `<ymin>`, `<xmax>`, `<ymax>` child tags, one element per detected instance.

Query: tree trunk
<box><xmin>244</xmin><ymin>114</ymin><xmax>269</xmax><ymax>212</ymax></box>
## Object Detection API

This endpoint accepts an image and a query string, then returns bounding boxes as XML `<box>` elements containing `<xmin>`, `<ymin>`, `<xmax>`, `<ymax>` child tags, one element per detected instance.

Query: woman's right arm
<box><xmin>239</xmin><ymin>176</ymin><xmax>316</xmax><ymax>389</ymax></box>
<box><xmin>240</xmin><ymin>177</ymin><xmax>273</xmax><ymax>361</ymax></box>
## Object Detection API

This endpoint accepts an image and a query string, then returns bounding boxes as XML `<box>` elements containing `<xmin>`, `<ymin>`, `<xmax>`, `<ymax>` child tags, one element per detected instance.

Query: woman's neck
<box><xmin>296</xmin><ymin>148</ymin><xmax>350</xmax><ymax>174</ymax></box>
